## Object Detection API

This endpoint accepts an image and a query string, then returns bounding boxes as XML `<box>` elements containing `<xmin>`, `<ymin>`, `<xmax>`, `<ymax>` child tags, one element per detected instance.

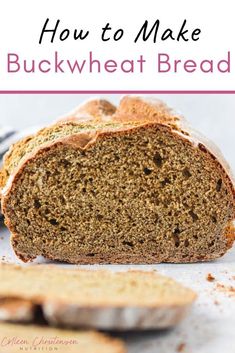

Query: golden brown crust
<box><xmin>59</xmin><ymin>98</ymin><xmax>117</xmax><ymax>122</ymax></box>
<box><xmin>223</xmin><ymin>222</ymin><xmax>235</xmax><ymax>248</ymax></box>
<box><xmin>114</xmin><ymin>95</ymin><xmax>181</xmax><ymax>125</ymax></box>
<box><xmin>0</xmin><ymin>168</ymin><xmax>5</xmax><ymax>193</ymax></box>
<box><xmin>0</xmin><ymin>135</ymin><xmax>35</xmax><ymax>198</ymax></box>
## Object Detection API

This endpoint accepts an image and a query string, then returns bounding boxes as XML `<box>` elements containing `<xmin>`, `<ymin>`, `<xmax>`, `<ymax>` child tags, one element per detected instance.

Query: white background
<box><xmin>0</xmin><ymin>0</ymin><xmax>234</xmax><ymax>90</ymax></box>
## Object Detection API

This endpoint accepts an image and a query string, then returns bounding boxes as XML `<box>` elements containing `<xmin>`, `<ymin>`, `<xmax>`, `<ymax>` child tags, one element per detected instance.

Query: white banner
<box><xmin>0</xmin><ymin>0</ymin><xmax>234</xmax><ymax>91</ymax></box>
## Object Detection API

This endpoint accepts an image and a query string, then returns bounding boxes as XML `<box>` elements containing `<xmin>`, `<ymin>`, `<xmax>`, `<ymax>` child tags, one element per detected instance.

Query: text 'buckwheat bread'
<box><xmin>0</xmin><ymin>322</ymin><xmax>126</xmax><ymax>353</ymax></box>
<box><xmin>0</xmin><ymin>96</ymin><xmax>235</xmax><ymax>263</ymax></box>
<box><xmin>0</xmin><ymin>264</ymin><xmax>196</xmax><ymax>330</ymax></box>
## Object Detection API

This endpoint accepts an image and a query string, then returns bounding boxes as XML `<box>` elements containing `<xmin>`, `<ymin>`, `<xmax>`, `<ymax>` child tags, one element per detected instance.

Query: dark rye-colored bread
<box><xmin>0</xmin><ymin>96</ymin><xmax>235</xmax><ymax>263</ymax></box>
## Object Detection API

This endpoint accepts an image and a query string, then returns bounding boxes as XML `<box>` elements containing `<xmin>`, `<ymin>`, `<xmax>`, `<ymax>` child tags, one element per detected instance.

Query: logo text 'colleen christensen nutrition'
<box><xmin>1</xmin><ymin>335</ymin><xmax>79</xmax><ymax>351</ymax></box>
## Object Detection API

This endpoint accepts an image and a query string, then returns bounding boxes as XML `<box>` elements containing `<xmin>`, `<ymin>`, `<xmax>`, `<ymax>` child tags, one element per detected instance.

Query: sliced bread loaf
<box><xmin>0</xmin><ymin>264</ymin><xmax>196</xmax><ymax>330</ymax></box>
<box><xmin>0</xmin><ymin>322</ymin><xmax>126</xmax><ymax>353</ymax></box>
<box><xmin>0</xmin><ymin>96</ymin><xmax>234</xmax><ymax>263</ymax></box>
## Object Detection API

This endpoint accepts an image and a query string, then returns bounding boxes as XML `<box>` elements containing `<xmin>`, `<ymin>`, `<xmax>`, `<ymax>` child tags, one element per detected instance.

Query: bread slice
<box><xmin>0</xmin><ymin>298</ymin><xmax>35</xmax><ymax>323</ymax></box>
<box><xmin>1</xmin><ymin>96</ymin><xmax>234</xmax><ymax>263</ymax></box>
<box><xmin>0</xmin><ymin>322</ymin><xmax>126</xmax><ymax>353</ymax></box>
<box><xmin>0</xmin><ymin>264</ymin><xmax>196</xmax><ymax>330</ymax></box>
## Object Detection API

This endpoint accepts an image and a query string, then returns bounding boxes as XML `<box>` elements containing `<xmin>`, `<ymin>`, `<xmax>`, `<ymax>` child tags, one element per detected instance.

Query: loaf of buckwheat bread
<box><xmin>0</xmin><ymin>322</ymin><xmax>126</xmax><ymax>353</ymax></box>
<box><xmin>0</xmin><ymin>96</ymin><xmax>234</xmax><ymax>263</ymax></box>
<box><xmin>0</xmin><ymin>264</ymin><xmax>196</xmax><ymax>330</ymax></box>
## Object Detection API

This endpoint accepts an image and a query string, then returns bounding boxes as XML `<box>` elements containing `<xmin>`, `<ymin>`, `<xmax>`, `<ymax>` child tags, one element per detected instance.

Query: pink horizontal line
<box><xmin>0</xmin><ymin>90</ymin><xmax>235</xmax><ymax>94</ymax></box>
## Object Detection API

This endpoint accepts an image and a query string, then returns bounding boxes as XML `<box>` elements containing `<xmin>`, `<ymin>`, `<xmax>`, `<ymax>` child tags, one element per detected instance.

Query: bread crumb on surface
<box><xmin>216</xmin><ymin>283</ymin><xmax>235</xmax><ymax>298</ymax></box>
<box><xmin>206</xmin><ymin>273</ymin><xmax>215</xmax><ymax>282</ymax></box>
<box><xmin>177</xmin><ymin>342</ymin><xmax>186</xmax><ymax>352</ymax></box>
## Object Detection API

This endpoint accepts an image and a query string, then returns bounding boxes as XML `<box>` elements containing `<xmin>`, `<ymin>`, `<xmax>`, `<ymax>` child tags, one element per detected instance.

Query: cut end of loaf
<box><xmin>1</xmin><ymin>96</ymin><xmax>235</xmax><ymax>264</ymax></box>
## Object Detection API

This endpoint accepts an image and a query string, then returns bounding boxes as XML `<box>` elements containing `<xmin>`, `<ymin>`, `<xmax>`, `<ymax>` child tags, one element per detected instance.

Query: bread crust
<box><xmin>0</xmin><ymin>298</ymin><xmax>34</xmax><ymax>323</ymax></box>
